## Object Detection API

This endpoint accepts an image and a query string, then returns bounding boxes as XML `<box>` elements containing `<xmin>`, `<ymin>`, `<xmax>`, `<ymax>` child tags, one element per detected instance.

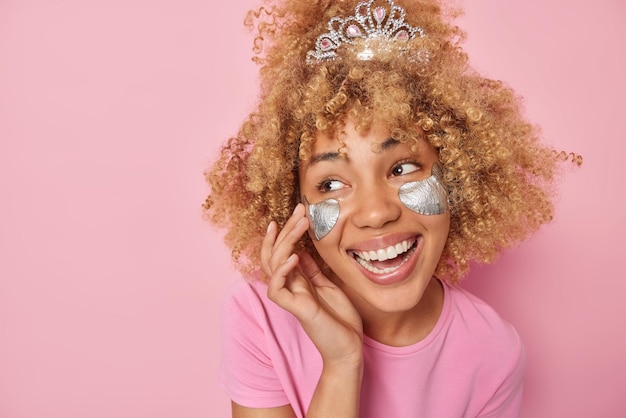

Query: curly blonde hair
<box><xmin>203</xmin><ymin>0</ymin><xmax>580</xmax><ymax>283</ymax></box>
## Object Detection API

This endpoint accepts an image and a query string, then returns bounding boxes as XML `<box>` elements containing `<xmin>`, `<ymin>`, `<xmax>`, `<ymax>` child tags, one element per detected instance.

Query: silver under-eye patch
<box><xmin>398</xmin><ymin>163</ymin><xmax>448</xmax><ymax>215</ymax></box>
<box><xmin>303</xmin><ymin>196</ymin><xmax>340</xmax><ymax>241</ymax></box>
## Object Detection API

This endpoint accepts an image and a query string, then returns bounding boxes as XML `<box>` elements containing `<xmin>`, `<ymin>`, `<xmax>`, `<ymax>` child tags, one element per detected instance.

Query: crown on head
<box><xmin>306</xmin><ymin>0</ymin><xmax>425</xmax><ymax>63</ymax></box>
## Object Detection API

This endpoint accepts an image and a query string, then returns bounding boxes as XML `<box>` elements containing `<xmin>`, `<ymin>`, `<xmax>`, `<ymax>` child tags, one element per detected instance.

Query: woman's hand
<box><xmin>261</xmin><ymin>203</ymin><xmax>363</xmax><ymax>369</ymax></box>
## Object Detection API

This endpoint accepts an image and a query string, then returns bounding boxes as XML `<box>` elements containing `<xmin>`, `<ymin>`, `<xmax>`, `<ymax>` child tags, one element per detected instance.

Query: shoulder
<box><xmin>441</xmin><ymin>280</ymin><xmax>525</xmax><ymax>381</ymax></box>
<box><xmin>221</xmin><ymin>275</ymin><xmax>315</xmax><ymax>357</ymax></box>
<box><xmin>219</xmin><ymin>276</ymin><xmax>317</xmax><ymax>410</ymax></box>
<box><xmin>222</xmin><ymin>274</ymin><xmax>266</xmax><ymax>305</ymax></box>
<box><xmin>222</xmin><ymin>275</ymin><xmax>265</xmax><ymax>317</ymax></box>
<box><xmin>222</xmin><ymin>275</ymin><xmax>298</xmax><ymax>332</ymax></box>
<box><xmin>444</xmin><ymin>281</ymin><xmax>522</xmax><ymax>347</ymax></box>
<box><xmin>441</xmin><ymin>282</ymin><xmax>526</xmax><ymax>416</ymax></box>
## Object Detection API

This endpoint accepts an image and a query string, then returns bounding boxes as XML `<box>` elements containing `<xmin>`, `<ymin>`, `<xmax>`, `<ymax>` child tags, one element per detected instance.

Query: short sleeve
<box><xmin>217</xmin><ymin>281</ymin><xmax>290</xmax><ymax>408</ymax></box>
<box><xmin>477</xmin><ymin>332</ymin><xmax>526</xmax><ymax>418</ymax></box>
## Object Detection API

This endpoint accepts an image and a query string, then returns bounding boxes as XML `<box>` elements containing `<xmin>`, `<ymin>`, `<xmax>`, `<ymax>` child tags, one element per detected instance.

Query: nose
<box><xmin>349</xmin><ymin>185</ymin><xmax>402</xmax><ymax>230</ymax></box>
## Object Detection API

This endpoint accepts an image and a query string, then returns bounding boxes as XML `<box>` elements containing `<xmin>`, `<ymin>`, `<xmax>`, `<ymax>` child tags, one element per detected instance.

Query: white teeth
<box><xmin>355</xmin><ymin>248</ymin><xmax>414</xmax><ymax>274</ymax></box>
<box><xmin>377</xmin><ymin>249</ymin><xmax>388</xmax><ymax>261</ymax></box>
<box><xmin>354</xmin><ymin>239</ymin><xmax>414</xmax><ymax>262</ymax></box>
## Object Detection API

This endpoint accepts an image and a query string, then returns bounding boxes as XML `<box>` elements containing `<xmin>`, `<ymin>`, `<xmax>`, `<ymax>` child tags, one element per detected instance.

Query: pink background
<box><xmin>1</xmin><ymin>0</ymin><xmax>624</xmax><ymax>417</ymax></box>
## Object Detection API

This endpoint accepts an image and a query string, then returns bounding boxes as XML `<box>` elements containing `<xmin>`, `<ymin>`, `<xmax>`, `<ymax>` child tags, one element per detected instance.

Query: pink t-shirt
<box><xmin>219</xmin><ymin>277</ymin><xmax>525</xmax><ymax>417</ymax></box>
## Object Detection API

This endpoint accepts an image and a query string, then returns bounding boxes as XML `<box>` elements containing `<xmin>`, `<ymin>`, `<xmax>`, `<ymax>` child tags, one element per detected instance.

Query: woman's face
<box><xmin>298</xmin><ymin>119</ymin><xmax>450</xmax><ymax>316</ymax></box>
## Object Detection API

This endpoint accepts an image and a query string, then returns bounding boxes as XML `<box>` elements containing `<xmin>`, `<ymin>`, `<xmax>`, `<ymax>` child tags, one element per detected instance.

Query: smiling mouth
<box><xmin>350</xmin><ymin>238</ymin><xmax>418</xmax><ymax>275</ymax></box>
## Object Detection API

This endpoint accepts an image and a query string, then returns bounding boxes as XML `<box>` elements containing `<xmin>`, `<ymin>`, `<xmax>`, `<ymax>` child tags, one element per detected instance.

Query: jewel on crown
<box><xmin>306</xmin><ymin>0</ymin><xmax>425</xmax><ymax>63</ymax></box>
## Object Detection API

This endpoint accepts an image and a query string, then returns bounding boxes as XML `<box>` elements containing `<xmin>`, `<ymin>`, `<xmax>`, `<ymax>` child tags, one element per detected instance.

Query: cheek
<box><xmin>411</xmin><ymin>208</ymin><xmax>450</xmax><ymax>247</ymax></box>
<box><xmin>427</xmin><ymin>213</ymin><xmax>451</xmax><ymax>249</ymax></box>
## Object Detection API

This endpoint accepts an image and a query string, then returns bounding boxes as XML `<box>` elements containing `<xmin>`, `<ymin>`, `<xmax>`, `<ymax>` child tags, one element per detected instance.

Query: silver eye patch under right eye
<box><xmin>302</xmin><ymin>195</ymin><xmax>340</xmax><ymax>241</ymax></box>
<box><xmin>398</xmin><ymin>163</ymin><xmax>449</xmax><ymax>215</ymax></box>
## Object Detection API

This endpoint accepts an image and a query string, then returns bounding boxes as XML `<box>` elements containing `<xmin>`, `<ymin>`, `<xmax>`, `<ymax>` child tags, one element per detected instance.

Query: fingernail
<box><xmin>266</xmin><ymin>221</ymin><xmax>274</xmax><ymax>233</ymax></box>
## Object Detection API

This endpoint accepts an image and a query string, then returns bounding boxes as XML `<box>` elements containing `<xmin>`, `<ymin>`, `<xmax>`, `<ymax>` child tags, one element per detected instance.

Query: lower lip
<box><xmin>352</xmin><ymin>237</ymin><xmax>422</xmax><ymax>286</ymax></box>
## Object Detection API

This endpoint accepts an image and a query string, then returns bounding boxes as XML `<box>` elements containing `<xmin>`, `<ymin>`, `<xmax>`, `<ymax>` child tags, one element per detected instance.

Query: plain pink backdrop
<box><xmin>1</xmin><ymin>0</ymin><xmax>624</xmax><ymax>417</ymax></box>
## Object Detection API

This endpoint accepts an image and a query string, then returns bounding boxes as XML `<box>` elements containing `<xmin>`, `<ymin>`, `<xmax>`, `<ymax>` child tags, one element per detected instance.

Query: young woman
<box><xmin>204</xmin><ymin>0</ymin><xmax>580</xmax><ymax>416</ymax></box>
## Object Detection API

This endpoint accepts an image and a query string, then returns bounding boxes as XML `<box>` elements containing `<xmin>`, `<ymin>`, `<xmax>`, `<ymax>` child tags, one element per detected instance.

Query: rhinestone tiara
<box><xmin>306</xmin><ymin>0</ymin><xmax>425</xmax><ymax>63</ymax></box>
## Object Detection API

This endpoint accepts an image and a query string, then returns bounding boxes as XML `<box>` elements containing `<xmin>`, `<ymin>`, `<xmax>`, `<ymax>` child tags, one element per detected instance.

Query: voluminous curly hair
<box><xmin>203</xmin><ymin>0</ymin><xmax>580</xmax><ymax>283</ymax></box>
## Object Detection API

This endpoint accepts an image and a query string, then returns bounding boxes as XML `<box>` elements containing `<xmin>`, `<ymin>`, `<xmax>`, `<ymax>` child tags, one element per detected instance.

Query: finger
<box><xmin>266</xmin><ymin>253</ymin><xmax>301</xmax><ymax>305</ymax></box>
<box><xmin>262</xmin><ymin>204</ymin><xmax>309</xmax><ymax>280</ymax></box>
<box><xmin>269</xmin><ymin>256</ymin><xmax>323</xmax><ymax>322</ymax></box>
<box><xmin>268</xmin><ymin>217</ymin><xmax>309</xmax><ymax>272</ymax></box>
<box><xmin>261</xmin><ymin>221</ymin><xmax>278</xmax><ymax>275</ymax></box>
<box><xmin>298</xmin><ymin>251</ymin><xmax>335</xmax><ymax>288</ymax></box>
<box><xmin>273</xmin><ymin>204</ymin><xmax>308</xmax><ymax>250</ymax></box>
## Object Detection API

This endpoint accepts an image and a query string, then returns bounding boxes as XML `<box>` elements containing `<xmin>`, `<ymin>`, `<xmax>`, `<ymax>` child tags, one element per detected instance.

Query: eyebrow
<box><xmin>379</xmin><ymin>137</ymin><xmax>400</xmax><ymax>151</ymax></box>
<box><xmin>308</xmin><ymin>150</ymin><xmax>340</xmax><ymax>165</ymax></box>
<box><xmin>308</xmin><ymin>137</ymin><xmax>400</xmax><ymax>166</ymax></box>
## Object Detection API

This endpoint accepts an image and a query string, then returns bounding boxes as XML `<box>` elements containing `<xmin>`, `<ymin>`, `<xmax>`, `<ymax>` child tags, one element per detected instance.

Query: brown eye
<box><xmin>391</xmin><ymin>162</ymin><xmax>420</xmax><ymax>176</ymax></box>
<box><xmin>318</xmin><ymin>179</ymin><xmax>345</xmax><ymax>192</ymax></box>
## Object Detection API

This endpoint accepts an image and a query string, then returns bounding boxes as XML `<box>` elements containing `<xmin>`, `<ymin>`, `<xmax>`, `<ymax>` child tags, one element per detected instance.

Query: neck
<box><xmin>360</xmin><ymin>278</ymin><xmax>444</xmax><ymax>347</ymax></box>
